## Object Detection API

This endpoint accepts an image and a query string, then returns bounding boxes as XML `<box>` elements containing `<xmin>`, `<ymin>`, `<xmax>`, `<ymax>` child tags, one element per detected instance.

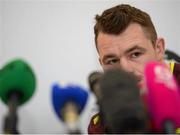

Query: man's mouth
<box><xmin>136</xmin><ymin>77</ymin><xmax>144</xmax><ymax>89</ymax></box>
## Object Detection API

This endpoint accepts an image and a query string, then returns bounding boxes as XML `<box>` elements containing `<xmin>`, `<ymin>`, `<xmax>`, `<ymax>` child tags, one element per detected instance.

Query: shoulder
<box><xmin>88</xmin><ymin>113</ymin><xmax>106</xmax><ymax>134</ymax></box>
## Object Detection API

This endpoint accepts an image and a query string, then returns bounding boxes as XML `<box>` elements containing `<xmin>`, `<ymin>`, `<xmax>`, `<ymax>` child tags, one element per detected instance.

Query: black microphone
<box><xmin>164</xmin><ymin>49</ymin><xmax>180</xmax><ymax>63</ymax></box>
<box><xmin>0</xmin><ymin>59</ymin><xmax>36</xmax><ymax>134</ymax></box>
<box><xmin>98</xmin><ymin>68</ymin><xmax>149</xmax><ymax>133</ymax></box>
<box><xmin>88</xmin><ymin>71</ymin><xmax>103</xmax><ymax>104</ymax></box>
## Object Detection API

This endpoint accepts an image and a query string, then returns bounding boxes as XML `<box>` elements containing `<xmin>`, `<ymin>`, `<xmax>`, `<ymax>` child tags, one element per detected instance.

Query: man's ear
<box><xmin>155</xmin><ymin>38</ymin><xmax>165</xmax><ymax>62</ymax></box>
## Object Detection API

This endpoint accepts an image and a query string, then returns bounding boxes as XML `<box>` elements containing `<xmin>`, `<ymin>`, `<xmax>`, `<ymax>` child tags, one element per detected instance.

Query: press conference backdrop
<box><xmin>0</xmin><ymin>0</ymin><xmax>179</xmax><ymax>133</ymax></box>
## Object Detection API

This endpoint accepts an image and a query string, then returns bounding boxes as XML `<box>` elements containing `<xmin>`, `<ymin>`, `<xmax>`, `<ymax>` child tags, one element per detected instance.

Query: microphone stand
<box><xmin>163</xmin><ymin>120</ymin><xmax>175</xmax><ymax>134</ymax></box>
<box><xmin>3</xmin><ymin>92</ymin><xmax>20</xmax><ymax>134</ymax></box>
<box><xmin>62</xmin><ymin>102</ymin><xmax>81</xmax><ymax>134</ymax></box>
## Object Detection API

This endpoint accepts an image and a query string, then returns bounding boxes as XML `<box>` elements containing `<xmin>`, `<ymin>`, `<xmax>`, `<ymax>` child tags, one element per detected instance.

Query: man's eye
<box><xmin>131</xmin><ymin>52</ymin><xmax>142</xmax><ymax>58</ymax></box>
<box><xmin>107</xmin><ymin>59</ymin><xmax>119</xmax><ymax>65</ymax></box>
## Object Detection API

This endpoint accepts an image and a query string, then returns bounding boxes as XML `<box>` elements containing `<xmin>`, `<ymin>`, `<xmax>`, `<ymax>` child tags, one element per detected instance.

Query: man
<box><xmin>88</xmin><ymin>4</ymin><xmax>180</xmax><ymax>133</ymax></box>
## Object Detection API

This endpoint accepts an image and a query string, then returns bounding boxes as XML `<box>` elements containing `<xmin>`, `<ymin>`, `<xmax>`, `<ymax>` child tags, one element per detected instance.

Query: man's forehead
<box><xmin>97</xmin><ymin>23</ymin><xmax>151</xmax><ymax>55</ymax></box>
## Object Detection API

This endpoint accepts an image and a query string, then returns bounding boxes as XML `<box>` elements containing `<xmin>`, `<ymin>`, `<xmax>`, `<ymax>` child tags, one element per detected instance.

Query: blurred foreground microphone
<box><xmin>51</xmin><ymin>84</ymin><xmax>88</xmax><ymax>134</ymax></box>
<box><xmin>88</xmin><ymin>71</ymin><xmax>103</xmax><ymax>104</ymax></box>
<box><xmin>164</xmin><ymin>49</ymin><xmax>180</xmax><ymax>63</ymax></box>
<box><xmin>0</xmin><ymin>59</ymin><xmax>36</xmax><ymax>134</ymax></box>
<box><xmin>144</xmin><ymin>61</ymin><xmax>180</xmax><ymax>133</ymax></box>
<box><xmin>98</xmin><ymin>69</ymin><xmax>149</xmax><ymax>133</ymax></box>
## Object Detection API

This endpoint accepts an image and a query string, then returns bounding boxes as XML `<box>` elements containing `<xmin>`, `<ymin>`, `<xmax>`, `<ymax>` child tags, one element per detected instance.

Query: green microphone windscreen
<box><xmin>0</xmin><ymin>59</ymin><xmax>36</xmax><ymax>105</ymax></box>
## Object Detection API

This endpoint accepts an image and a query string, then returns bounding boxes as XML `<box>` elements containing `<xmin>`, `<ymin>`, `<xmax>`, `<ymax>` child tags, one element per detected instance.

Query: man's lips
<box><xmin>136</xmin><ymin>77</ymin><xmax>144</xmax><ymax>88</ymax></box>
<box><xmin>138</xmin><ymin>81</ymin><xmax>144</xmax><ymax>88</ymax></box>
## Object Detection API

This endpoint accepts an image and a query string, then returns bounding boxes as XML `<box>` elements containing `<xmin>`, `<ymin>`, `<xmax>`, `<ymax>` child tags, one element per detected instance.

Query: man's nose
<box><xmin>118</xmin><ymin>58</ymin><xmax>134</xmax><ymax>73</ymax></box>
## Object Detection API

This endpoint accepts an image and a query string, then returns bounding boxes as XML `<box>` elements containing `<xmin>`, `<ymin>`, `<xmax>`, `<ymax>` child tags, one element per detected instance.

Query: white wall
<box><xmin>0</xmin><ymin>1</ymin><xmax>2</xmax><ymax>63</ymax></box>
<box><xmin>0</xmin><ymin>1</ymin><xmax>6</xmax><ymax>133</ymax></box>
<box><xmin>0</xmin><ymin>0</ymin><xmax>179</xmax><ymax>133</ymax></box>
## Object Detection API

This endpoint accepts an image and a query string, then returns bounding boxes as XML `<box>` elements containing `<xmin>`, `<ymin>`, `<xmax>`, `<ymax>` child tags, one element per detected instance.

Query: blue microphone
<box><xmin>51</xmin><ymin>83</ymin><xmax>89</xmax><ymax>133</ymax></box>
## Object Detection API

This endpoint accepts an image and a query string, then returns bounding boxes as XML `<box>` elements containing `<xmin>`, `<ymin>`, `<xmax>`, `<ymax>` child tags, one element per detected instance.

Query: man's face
<box><xmin>97</xmin><ymin>23</ymin><xmax>165</xmax><ymax>86</ymax></box>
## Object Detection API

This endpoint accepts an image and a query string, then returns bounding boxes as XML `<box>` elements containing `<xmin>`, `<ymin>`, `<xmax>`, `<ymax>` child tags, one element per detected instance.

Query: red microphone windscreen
<box><xmin>144</xmin><ymin>61</ymin><xmax>180</xmax><ymax>132</ymax></box>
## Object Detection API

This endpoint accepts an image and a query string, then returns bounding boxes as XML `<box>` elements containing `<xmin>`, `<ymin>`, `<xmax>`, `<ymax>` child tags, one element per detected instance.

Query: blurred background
<box><xmin>0</xmin><ymin>0</ymin><xmax>179</xmax><ymax>133</ymax></box>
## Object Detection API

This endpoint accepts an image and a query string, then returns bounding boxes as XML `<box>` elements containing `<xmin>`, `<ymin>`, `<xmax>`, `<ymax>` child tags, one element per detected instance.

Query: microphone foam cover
<box><xmin>144</xmin><ymin>61</ymin><xmax>180</xmax><ymax>131</ymax></box>
<box><xmin>99</xmin><ymin>69</ymin><xmax>149</xmax><ymax>133</ymax></box>
<box><xmin>0</xmin><ymin>59</ymin><xmax>36</xmax><ymax>105</ymax></box>
<box><xmin>51</xmin><ymin>84</ymin><xmax>88</xmax><ymax>120</ymax></box>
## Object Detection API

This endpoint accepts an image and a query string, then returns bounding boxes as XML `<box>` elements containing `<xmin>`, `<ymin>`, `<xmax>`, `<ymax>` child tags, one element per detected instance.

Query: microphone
<box><xmin>88</xmin><ymin>71</ymin><xmax>103</xmax><ymax>104</ymax></box>
<box><xmin>144</xmin><ymin>61</ymin><xmax>180</xmax><ymax>133</ymax></box>
<box><xmin>164</xmin><ymin>49</ymin><xmax>180</xmax><ymax>63</ymax></box>
<box><xmin>98</xmin><ymin>69</ymin><xmax>149</xmax><ymax>133</ymax></box>
<box><xmin>51</xmin><ymin>83</ymin><xmax>89</xmax><ymax>133</ymax></box>
<box><xmin>0</xmin><ymin>59</ymin><xmax>36</xmax><ymax>134</ymax></box>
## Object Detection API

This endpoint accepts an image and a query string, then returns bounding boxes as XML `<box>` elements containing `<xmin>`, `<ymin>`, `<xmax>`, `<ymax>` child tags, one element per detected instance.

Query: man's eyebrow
<box><xmin>125</xmin><ymin>45</ymin><xmax>146</xmax><ymax>54</ymax></box>
<box><xmin>102</xmin><ymin>54</ymin><xmax>116</xmax><ymax>61</ymax></box>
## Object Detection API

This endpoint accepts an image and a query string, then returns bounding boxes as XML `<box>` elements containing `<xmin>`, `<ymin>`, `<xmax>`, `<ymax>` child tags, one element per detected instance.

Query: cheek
<box><xmin>133</xmin><ymin>53</ymin><xmax>158</xmax><ymax>75</ymax></box>
<box><xmin>140</xmin><ymin>51</ymin><xmax>157</xmax><ymax>65</ymax></box>
<box><xmin>131</xmin><ymin>62</ymin><xmax>144</xmax><ymax>75</ymax></box>
<box><xmin>102</xmin><ymin>64</ymin><xmax>118</xmax><ymax>71</ymax></box>
<box><xmin>131</xmin><ymin>55</ymin><xmax>156</xmax><ymax>75</ymax></box>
